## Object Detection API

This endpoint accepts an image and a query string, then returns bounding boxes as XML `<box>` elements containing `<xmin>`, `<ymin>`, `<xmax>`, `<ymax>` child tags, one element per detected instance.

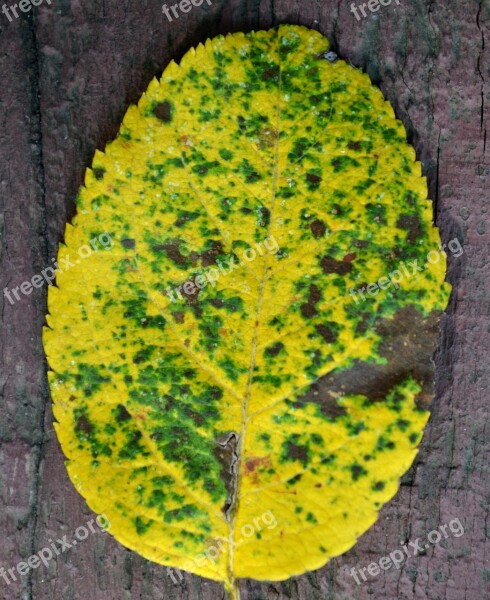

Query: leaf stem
<box><xmin>225</xmin><ymin>580</ymin><xmax>240</xmax><ymax>600</ymax></box>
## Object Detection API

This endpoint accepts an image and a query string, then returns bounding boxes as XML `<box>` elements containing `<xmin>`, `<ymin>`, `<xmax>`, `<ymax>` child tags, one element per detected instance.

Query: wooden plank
<box><xmin>0</xmin><ymin>11</ymin><xmax>53</xmax><ymax>600</ymax></box>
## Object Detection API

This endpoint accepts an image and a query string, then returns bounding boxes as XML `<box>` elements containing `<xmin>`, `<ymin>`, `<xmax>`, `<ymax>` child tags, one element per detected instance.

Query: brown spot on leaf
<box><xmin>182</xmin><ymin>277</ymin><xmax>202</xmax><ymax>304</ymax></box>
<box><xmin>115</xmin><ymin>404</ymin><xmax>131</xmax><ymax>422</ymax></box>
<box><xmin>257</xmin><ymin>126</ymin><xmax>278</xmax><ymax>149</ymax></box>
<box><xmin>355</xmin><ymin>312</ymin><xmax>373</xmax><ymax>335</ymax></box>
<box><xmin>300</xmin><ymin>284</ymin><xmax>321</xmax><ymax>318</ymax></box>
<box><xmin>179</xmin><ymin>277</ymin><xmax>203</xmax><ymax>318</ymax></box>
<box><xmin>262</xmin><ymin>66</ymin><xmax>279</xmax><ymax>80</ymax></box>
<box><xmin>152</xmin><ymin>240</ymin><xmax>188</xmax><ymax>267</ymax></box>
<box><xmin>121</xmin><ymin>238</ymin><xmax>135</xmax><ymax>249</ymax></box>
<box><xmin>153</xmin><ymin>101</ymin><xmax>172</xmax><ymax>122</ymax></box>
<box><xmin>75</xmin><ymin>415</ymin><xmax>93</xmax><ymax>435</ymax></box>
<box><xmin>301</xmin><ymin>306</ymin><xmax>443</xmax><ymax>414</ymax></box>
<box><xmin>201</xmin><ymin>241</ymin><xmax>223</xmax><ymax>267</ymax></box>
<box><xmin>347</xmin><ymin>141</ymin><xmax>362</xmax><ymax>151</ymax></box>
<box><xmin>244</xmin><ymin>456</ymin><xmax>272</xmax><ymax>484</ymax></box>
<box><xmin>306</xmin><ymin>173</ymin><xmax>322</xmax><ymax>187</ymax></box>
<box><xmin>315</xmin><ymin>323</ymin><xmax>338</xmax><ymax>344</ymax></box>
<box><xmin>284</xmin><ymin>442</ymin><xmax>308</xmax><ymax>465</ymax></box>
<box><xmin>397</xmin><ymin>213</ymin><xmax>423</xmax><ymax>245</ymax></box>
<box><xmin>320</xmin><ymin>255</ymin><xmax>353</xmax><ymax>275</ymax></box>
<box><xmin>310</xmin><ymin>219</ymin><xmax>326</xmax><ymax>239</ymax></box>
<box><xmin>351</xmin><ymin>464</ymin><xmax>367</xmax><ymax>480</ymax></box>
<box><xmin>245</xmin><ymin>457</ymin><xmax>264</xmax><ymax>473</ymax></box>
<box><xmin>163</xmin><ymin>395</ymin><xmax>175</xmax><ymax>411</ymax></box>
<box><xmin>175</xmin><ymin>213</ymin><xmax>193</xmax><ymax>228</ymax></box>
<box><xmin>183</xmin><ymin>406</ymin><xmax>205</xmax><ymax>426</ymax></box>
<box><xmin>264</xmin><ymin>342</ymin><xmax>284</xmax><ymax>357</ymax></box>
<box><xmin>294</xmin><ymin>381</ymin><xmax>348</xmax><ymax>420</ymax></box>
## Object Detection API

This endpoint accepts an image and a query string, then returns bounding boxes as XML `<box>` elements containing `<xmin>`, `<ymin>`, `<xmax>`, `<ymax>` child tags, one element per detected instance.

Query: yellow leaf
<box><xmin>44</xmin><ymin>25</ymin><xmax>450</xmax><ymax>599</ymax></box>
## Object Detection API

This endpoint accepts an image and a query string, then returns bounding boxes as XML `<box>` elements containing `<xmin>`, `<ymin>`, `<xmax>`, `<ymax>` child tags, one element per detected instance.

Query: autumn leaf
<box><xmin>43</xmin><ymin>25</ymin><xmax>450</xmax><ymax>599</ymax></box>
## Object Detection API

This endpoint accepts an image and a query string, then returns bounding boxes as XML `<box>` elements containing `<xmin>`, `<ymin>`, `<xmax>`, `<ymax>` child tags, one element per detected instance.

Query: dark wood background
<box><xmin>0</xmin><ymin>0</ymin><xmax>488</xmax><ymax>598</ymax></box>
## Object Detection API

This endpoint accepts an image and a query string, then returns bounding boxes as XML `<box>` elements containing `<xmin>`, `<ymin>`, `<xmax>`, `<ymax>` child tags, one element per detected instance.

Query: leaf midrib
<box><xmin>227</xmin><ymin>29</ymin><xmax>284</xmax><ymax>585</ymax></box>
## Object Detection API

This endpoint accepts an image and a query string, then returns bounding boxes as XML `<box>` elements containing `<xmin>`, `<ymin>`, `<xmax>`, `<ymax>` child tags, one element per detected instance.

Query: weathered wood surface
<box><xmin>0</xmin><ymin>0</ymin><xmax>488</xmax><ymax>599</ymax></box>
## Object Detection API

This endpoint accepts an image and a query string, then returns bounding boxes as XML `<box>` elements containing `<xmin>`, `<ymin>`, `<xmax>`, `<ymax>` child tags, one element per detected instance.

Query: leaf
<box><xmin>43</xmin><ymin>25</ymin><xmax>450</xmax><ymax>599</ymax></box>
